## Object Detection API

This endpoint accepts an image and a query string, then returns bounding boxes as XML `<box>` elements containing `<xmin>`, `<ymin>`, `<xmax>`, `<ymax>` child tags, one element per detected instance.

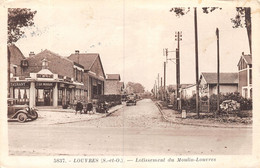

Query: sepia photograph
<box><xmin>1</xmin><ymin>0</ymin><xmax>260</xmax><ymax>167</ymax></box>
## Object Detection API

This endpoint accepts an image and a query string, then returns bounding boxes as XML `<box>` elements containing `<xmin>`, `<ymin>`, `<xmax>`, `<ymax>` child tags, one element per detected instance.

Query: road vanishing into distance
<box><xmin>8</xmin><ymin>99</ymin><xmax>252</xmax><ymax>156</ymax></box>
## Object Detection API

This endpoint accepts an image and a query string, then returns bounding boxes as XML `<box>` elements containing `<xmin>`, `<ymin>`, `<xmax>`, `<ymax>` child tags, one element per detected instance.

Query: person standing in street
<box><xmin>75</xmin><ymin>100</ymin><xmax>83</xmax><ymax>115</ymax></box>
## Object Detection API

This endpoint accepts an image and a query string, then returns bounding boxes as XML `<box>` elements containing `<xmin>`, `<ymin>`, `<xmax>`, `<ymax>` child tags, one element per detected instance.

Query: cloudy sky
<box><xmin>7</xmin><ymin>0</ymin><xmax>253</xmax><ymax>91</ymax></box>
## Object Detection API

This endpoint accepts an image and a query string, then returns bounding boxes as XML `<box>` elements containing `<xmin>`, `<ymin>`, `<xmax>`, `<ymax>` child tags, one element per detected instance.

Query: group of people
<box><xmin>75</xmin><ymin>101</ymin><xmax>94</xmax><ymax>115</ymax></box>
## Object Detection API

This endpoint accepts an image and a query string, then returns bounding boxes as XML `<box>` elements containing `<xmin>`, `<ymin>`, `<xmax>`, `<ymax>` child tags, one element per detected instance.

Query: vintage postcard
<box><xmin>0</xmin><ymin>0</ymin><xmax>260</xmax><ymax>167</ymax></box>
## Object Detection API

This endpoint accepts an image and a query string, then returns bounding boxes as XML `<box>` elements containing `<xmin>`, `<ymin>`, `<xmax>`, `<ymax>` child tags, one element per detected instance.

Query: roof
<box><xmin>8</xmin><ymin>44</ymin><xmax>26</xmax><ymax>59</ymax></box>
<box><xmin>201</xmin><ymin>72</ymin><xmax>238</xmax><ymax>84</ymax></box>
<box><xmin>182</xmin><ymin>84</ymin><xmax>196</xmax><ymax>89</ymax></box>
<box><xmin>27</xmin><ymin>49</ymin><xmax>74</xmax><ymax>63</ymax></box>
<box><xmin>68</xmin><ymin>53</ymin><xmax>99</xmax><ymax>70</ymax></box>
<box><xmin>106</xmin><ymin>74</ymin><xmax>121</xmax><ymax>80</ymax></box>
<box><xmin>243</xmin><ymin>55</ymin><xmax>252</xmax><ymax>65</ymax></box>
<box><xmin>237</xmin><ymin>54</ymin><xmax>252</xmax><ymax>66</ymax></box>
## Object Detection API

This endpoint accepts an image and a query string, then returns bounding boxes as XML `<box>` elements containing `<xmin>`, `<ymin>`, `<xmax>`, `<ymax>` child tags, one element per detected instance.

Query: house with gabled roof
<box><xmin>104</xmin><ymin>74</ymin><xmax>124</xmax><ymax>95</ymax></box>
<box><xmin>68</xmin><ymin>51</ymin><xmax>106</xmax><ymax>101</ymax></box>
<box><xmin>237</xmin><ymin>53</ymin><xmax>252</xmax><ymax>98</ymax></box>
<box><xmin>199</xmin><ymin>72</ymin><xmax>238</xmax><ymax>97</ymax></box>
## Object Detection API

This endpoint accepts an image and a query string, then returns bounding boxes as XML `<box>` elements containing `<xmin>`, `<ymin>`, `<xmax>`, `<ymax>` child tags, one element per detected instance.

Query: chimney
<box><xmin>242</xmin><ymin>52</ymin><xmax>244</xmax><ymax>55</ymax></box>
<box><xmin>29</xmin><ymin>51</ymin><xmax>35</xmax><ymax>57</ymax></box>
<box><xmin>75</xmin><ymin>50</ymin><xmax>79</xmax><ymax>54</ymax></box>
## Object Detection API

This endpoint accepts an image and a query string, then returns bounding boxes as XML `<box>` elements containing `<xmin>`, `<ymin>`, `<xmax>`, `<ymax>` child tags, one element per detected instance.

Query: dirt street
<box><xmin>8</xmin><ymin>99</ymin><xmax>252</xmax><ymax>155</ymax></box>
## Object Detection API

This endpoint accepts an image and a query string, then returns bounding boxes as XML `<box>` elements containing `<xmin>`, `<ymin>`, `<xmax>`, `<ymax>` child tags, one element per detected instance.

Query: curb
<box><xmin>49</xmin><ymin>105</ymin><xmax>124</xmax><ymax>125</ymax></box>
<box><xmin>155</xmin><ymin>102</ymin><xmax>252</xmax><ymax>129</ymax></box>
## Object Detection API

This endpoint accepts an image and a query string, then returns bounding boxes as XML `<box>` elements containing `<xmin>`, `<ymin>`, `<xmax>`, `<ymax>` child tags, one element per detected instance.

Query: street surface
<box><xmin>8</xmin><ymin>99</ymin><xmax>252</xmax><ymax>155</ymax></box>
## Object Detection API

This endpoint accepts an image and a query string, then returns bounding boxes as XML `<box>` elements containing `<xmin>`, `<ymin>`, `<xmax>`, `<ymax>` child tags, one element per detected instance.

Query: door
<box><xmin>44</xmin><ymin>89</ymin><xmax>51</xmax><ymax>106</ymax></box>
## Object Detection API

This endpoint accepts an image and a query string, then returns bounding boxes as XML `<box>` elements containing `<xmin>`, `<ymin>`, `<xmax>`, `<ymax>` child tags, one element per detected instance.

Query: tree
<box><xmin>8</xmin><ymin>8</ymin><xmax>37</xmax><ymax>44</ymax></box>
<box><xmin>231</xmin><ymin>7</ymin><xmax>251</xmax><ymax>54</ymax></box>
<box><xmin>7</xmin><ymin>8</ymin><xmax>37</xmax><ymax>97</ymax></box>
<box><xmin>126</xmin><ymin>82</ymin><xmax>145</xmax><ymax>94</ymax></box>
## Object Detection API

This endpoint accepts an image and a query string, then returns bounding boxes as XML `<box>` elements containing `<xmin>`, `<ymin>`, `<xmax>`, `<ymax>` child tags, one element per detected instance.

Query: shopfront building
<box><xmin>10</xmin><ymin>69</ymin><xmax>84</xmax><ymax>108</ymax></box>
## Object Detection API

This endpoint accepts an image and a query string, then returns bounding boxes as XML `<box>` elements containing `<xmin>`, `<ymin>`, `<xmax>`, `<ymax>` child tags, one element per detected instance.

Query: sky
<box><xmin>10</xmin><ymin>0</ymin><xmax>252</xmax><ymax>91</ymax></box>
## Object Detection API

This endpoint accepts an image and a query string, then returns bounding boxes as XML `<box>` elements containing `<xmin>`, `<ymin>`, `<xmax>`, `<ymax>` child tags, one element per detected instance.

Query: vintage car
<box><xmin>126</xmin><ymin>94</ymin><xmax>137</xmax><ymax>106</ymax></box>
<box><xmin>8</xmin><ymin>98</ymin><xmax>38</xmax><ymax>123</ymax></box>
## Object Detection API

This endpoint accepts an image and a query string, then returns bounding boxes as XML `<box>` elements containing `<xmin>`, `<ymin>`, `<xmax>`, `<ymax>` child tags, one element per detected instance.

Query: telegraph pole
<box><xmin>154</xmin><ymin>80</ymin><xmax>157</xmax><ymax>98</ymax></box>
<box><xmin>175</xmin><ymin>31</ymin><xmax>182</xmax><ymax>111</ymax></box>
<box><xmin>194</xmin><ymin>7</ymin><xmax>200</xmax><ymax>118</ymax></box>
<box><xmin>157</xmin><ymin>73</ymin><xmax>160</xmax><ymax>99</ymax></box>
<box><xmin>163</xmin><ymin>48</ymin><xmax>168</xmax><ymax>101</ymax></box>
<box><xmin>216</xmin><ymin>28</ymin><xmax>220</xmax><ymax>116</ymax></box>
<box><xmin>164</xmin><ymin>61</ymin><xmax>166</xmax><ymax>100</ymax></box>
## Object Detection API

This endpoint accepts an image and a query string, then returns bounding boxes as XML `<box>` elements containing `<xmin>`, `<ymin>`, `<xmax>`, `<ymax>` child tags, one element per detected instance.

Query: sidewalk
<box><xmin>25</xmin><ymin>104</ymin><xmax>124</xmax><ymax>125</ymax></box>
<box><xmin>155</xmin><ymin>101</ymin><xmax>252</xmax><ymax>129</ymax></box>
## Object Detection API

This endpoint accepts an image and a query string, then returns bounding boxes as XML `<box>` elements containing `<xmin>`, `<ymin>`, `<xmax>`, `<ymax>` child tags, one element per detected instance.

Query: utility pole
<box><xmin>194</xmin><ymin>7</ymin><xmax>200</xmax><ymax>118</ymax></box>
<box><xmin>164</xmin><ymin>61</ymin><xmax>166</xmax><ymax>100</ymax></box>
<box><xmin>175</xmin><ymin>31</ymin><xmax>182</xmax><ymax>111</ymax></box>
<box><xmin>163</xmin><ymin>48</ymin><xmax>168</xmax><ymax>101</ymax></box>
<box><xmin>155</xmin><ymin>80</ymin><xmax>157</xmax><ymax>98</ymax></box>
<box><xmin>161</xmin><ymin>77</ymin><xmax>163</xmax><ymax>88</ymax></box>
<box><xmin>157</xmin><ymin>73</ymin><xmax>160</xmax><ymax>99</ymax></box>
<box><xmin>161</xmin><ymin>77</ymin><xmax>163</xmax><ymax>100</ymax></box>
<box><xmin>216</xmin><ymin>28</ymin><xmax>220</xmax><ymax>116</ymax></box>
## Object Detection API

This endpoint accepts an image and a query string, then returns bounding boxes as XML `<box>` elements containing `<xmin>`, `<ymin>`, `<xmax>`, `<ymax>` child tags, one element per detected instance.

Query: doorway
<box><xmin>44</xmin><ymin>89</ymin><xmax>51</xmax><ymax>106</ymax></box>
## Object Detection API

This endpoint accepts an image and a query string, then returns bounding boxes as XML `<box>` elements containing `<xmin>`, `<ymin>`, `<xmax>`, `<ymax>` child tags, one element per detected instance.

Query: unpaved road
<box><xmin>8</xmin><ymin>99</ymin><xmax>252</xmax><ymax>155</ymax></box>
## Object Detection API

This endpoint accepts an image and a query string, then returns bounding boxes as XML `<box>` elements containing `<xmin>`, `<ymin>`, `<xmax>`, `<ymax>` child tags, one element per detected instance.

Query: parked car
<box><xmin>8</xmin><ymin>98</ymin><xmax>38</xmax><ymax>123</ymax></box>
<box><xmin>126</xmin><ymin>94</ymin><xmax>137</xmax><ymax>106</ymax></box>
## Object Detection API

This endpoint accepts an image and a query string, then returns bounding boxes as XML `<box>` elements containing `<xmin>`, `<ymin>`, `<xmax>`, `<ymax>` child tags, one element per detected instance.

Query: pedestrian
<box><xmin>75</xmin><ymin>100</ymin><xmax>83</xmax><ymax>115</ymax></box>
<box><xmin>87</xmin><ymin>102</ymin><xmax>93</xmax><ymax>114</ymax></box>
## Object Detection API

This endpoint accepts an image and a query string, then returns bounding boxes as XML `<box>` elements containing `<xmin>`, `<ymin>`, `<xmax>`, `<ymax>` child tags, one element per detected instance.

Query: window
<box><xmin>81</xmin><ymin>71</ymin><xmax>83</xmax><ymax>82</ymax></box>
<box><xmin>42</xmin><ymin>58</ymin><xmax>48</xmax><ymax>69</ymax></box>
<box><xmin>243</xmin><ymin>88</ymin><xmax>248</xmax><ymax>98</ymax></box>
<box><xmin>14</xmin><ymin>88</ymin><xmax>29</xmax><ymax>105</ymax></box>
<box><xmin>13</xmin><ymin>66</ymin><xmax>17</xmax><ymax>76</ymax></box>
<box><xmin>249</xmin><ymin>69</ymin><xmax>252</xmax><ymax>84</ymax></box>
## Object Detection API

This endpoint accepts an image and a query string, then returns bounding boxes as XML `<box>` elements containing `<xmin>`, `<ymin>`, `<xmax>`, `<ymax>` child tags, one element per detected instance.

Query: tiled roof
<box><xmin>68</xmin><ymin>53</ymin><xmax>99</xmax><ymax>70</ymax></box>
<box><xmin>243</xmin><ymin>55</ymin><xmax>252</xmax><ymax>65</ymax></box>
<box><xmin>24</xmin><ymin>49</ymin><xmax>75</xmax><ymax>78</ymax></box>
<box><xmin>106</xmin><ymin>74</ymin><xmax>121</xmax><ymax>80</ymax></box>
<box><xmin>8</xmin><ymin>44</ymin><xmax>25</xmax><ymax>59</ymax></box>
<box><xmin>201</xmin><ymin>72</ymin><xmax>238</xmax><ymax>84</ymax></box>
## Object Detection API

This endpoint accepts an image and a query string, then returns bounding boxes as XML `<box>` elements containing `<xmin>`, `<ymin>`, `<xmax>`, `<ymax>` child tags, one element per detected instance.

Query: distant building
<box><xmin>199</xmin><ymin>72</ymin><xmax>238</xmax><ymax>97</ymax></box>
<box><xmin>181</xmin><ymin>84</ymin><xmax>196</xmax><ymax>99</ymax></box>
<box><xmin>237</xmin><ymin>53</ymin><xmax>252</xmax><ymax>99</ymax></box>
<box><xmin>104</xmin><ymin>74</ymin><xmax>124</xmax><ymax>95</ymax></box>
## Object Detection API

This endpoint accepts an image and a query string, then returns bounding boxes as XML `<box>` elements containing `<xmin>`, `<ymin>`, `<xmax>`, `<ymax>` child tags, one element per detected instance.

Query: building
<box><xmin>10</xmin><ymin>49</ymin><xmax>85</xmax><ymax>107</ymax></box>
<box><xmin>237</xmin><ymin>53</ymin><xmax>252</xmax><ymax>98</ymax></box>
<box><xmin>104</xmin><ymin>74</ymin><xmax>124</xmax><ymax>95</ymax></box>
<box><xmin>9</xmin><ymin>47</ymin><xmax>106</xmax><ymax>108</ymax></box>
<box><xmin>68</xmin><ymin>51</ymin><xmax>106</xmax><ymax>101</ymax></box>
<box><xmin>181</xmin><ymin>84</ymin><xmax>196</xmax><ymax>99</ymax></box>
<box><xmin>199</xmin><ymin>72</ymin><xmax>238</xmax><ymax>97</ymax></box>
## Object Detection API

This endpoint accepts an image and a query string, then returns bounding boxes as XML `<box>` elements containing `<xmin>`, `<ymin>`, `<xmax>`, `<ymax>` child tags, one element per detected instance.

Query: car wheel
<box><xmin>31</xmin><ymin>112</ymin><xmax>38</xmax><ymax>120</ymax></box>
<box><xmin>17</xmin><ymin>113</ymin><xmax>27</xmax><ymax>123</ymax></box>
